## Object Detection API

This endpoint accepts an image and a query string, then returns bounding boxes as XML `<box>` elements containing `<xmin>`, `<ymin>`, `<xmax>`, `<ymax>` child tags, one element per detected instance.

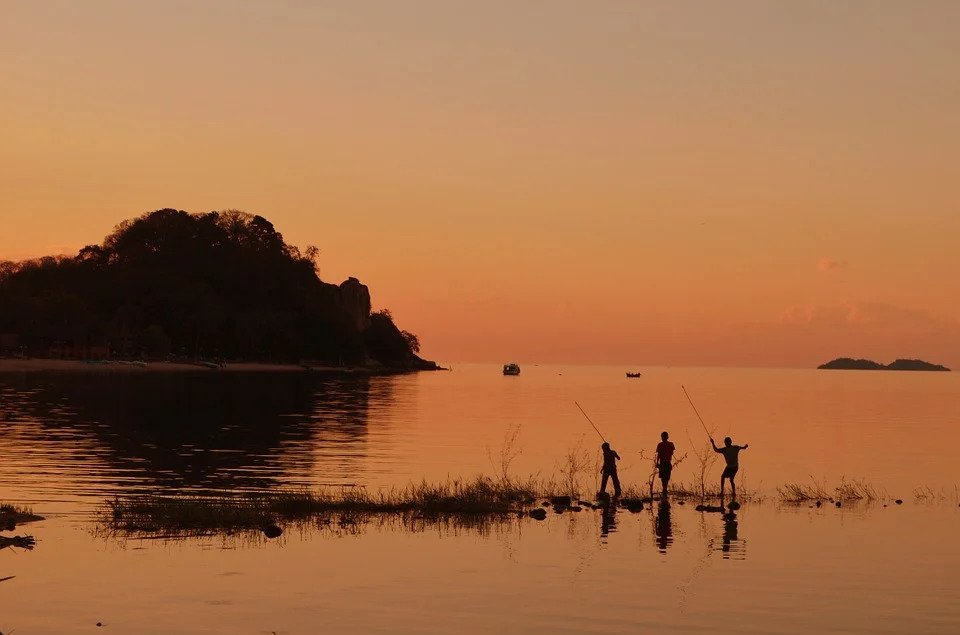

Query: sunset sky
<box><xmin>3</xmin><ymin>1</ymin><xmax>958</xmax><ymax>367</ymax></box>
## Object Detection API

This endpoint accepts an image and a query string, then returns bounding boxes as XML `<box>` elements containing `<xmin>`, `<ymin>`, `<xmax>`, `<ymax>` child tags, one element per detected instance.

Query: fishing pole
<box><xmin>574</xmin><ymin>401</ymin><xmax>606</xmax><ymax>443</ymax></box>
<box><xmin>681</xmin><ymin>385</ymin><xmax>714</xmax><ymax>441</ymax></box>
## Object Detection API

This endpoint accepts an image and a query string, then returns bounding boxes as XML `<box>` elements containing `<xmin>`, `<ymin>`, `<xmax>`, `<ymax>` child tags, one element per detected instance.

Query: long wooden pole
<box><xmin>574</xmin><ymin>401</ymin><xmax>606</xmax><ymax>443</ymax></box>
<box><xmin>681</xmin><ymin>385</ymin><xmax>713</xmax><ymax>440</ymax></box>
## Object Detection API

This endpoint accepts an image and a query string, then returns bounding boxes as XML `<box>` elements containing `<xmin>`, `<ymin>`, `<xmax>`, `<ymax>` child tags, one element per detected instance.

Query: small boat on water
<box><xmin>503</xmin><ymin>363</ymin><xmax>521</xmax><ymax>376</ymax></box>
<box><xmin>625</xmin><ymin>372</ymin><xmax>642</xmax><ymax>378</ymax></box>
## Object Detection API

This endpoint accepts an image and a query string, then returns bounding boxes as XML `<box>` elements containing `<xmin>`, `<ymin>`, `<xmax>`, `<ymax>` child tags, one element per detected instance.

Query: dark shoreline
<box><xmin>0</xmin><ymin>358</ymin><xmax>446</xmax><ymax>376</ymax></box>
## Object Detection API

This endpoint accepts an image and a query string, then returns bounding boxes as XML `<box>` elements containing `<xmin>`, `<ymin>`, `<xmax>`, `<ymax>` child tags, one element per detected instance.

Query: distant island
<box><xmin>818</xmin><ymin>358</ymin><xmax>950</xmax><ymax>372</ymax></box>
<box><xmin>0</xmin><ymin>208</ymin><xmax>439</xmax><ymax>371</ymax></box>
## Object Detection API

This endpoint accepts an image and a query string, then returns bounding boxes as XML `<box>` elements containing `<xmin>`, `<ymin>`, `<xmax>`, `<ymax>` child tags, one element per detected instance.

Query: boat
<box><xmin>503</xmin><ymin>363</ymin><xmax>521</xmax><ymax>376</ymax></box>
<box><xmin>625</xmin><ymin>372</ymin><xmax>642</xmax><ymax>378</ymax></box>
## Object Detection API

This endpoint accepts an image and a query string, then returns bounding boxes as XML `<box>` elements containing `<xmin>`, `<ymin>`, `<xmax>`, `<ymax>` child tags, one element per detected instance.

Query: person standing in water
<box><xmin>712</xmin><ymin>436</ymin><xmax>748</xmax><ymax>501</ymax></box>
<box><xmin>655</xmin><ymin>431</ymin><xmax>675</xmax><ymax>499</ymax></box>
<box><xmin>599</xmin><ymin>442</ymin><xmax>622</xmax><ymax>497</ymax></box>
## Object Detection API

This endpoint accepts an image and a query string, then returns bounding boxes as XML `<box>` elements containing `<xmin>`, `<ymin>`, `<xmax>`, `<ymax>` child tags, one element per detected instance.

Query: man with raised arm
<box><xmin>712</xmin><ymin>436</ymin><xmax>749</xmax><ymax>502</ymax></box>
<box><xmin>655</xmin><ymin>431</ymin><xmax>675</xmax><ymax>500</ymax></box>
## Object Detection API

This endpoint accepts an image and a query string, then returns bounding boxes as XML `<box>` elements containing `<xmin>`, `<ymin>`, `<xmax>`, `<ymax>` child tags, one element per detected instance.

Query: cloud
<box><xmin>743</xmin><ymin>301</ymin><xmax>960</xmax><ymax>368</ymax></box>
<box><xmin>817</xmin><ymin>257</ymin><xmax>847</xmax><ymax>271</ymax></box>
<box><xmin>780</xmin><ymin>301</ymin><xmax>948</xmax><ymax>331</ymax></box>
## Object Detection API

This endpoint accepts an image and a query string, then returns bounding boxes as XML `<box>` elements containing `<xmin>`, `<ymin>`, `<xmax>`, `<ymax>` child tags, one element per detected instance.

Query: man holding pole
<box><xmin>599</xmin><ymin>442</ymin><xmax>622</xmax><ymax>497</ymax></box>
<box><xmin>712</xmin><ymin>436</ymin><xmax>748</xmax><ymax>502</ymax></box>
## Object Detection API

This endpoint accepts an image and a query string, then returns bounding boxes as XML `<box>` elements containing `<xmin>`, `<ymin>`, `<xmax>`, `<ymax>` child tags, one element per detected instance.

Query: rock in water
<box><xmin>835</xmin><ymin>501</ymin><xmax>842</xmax><ymax>508</ymax></box>
<box><xmin>695</xmin><ymin>504</ymin><xmax>707</xmax><ymax>512</ymax></box>
<box><xmin>529</xmin><ymin>508</ymin><xmax>547</xmax><ymax>520</ymax></box>
<box><xmin>815</xmin><ymin>500</ymin><xmax>822</xmax><ymax>508</ymax></box>
<box><xmin>261</xmin><ymin>524</ymin><xmax>283</xmax><ymax>539</ymax></box>
<box><xmin>728</xmin><ymin>501</ymin><xmax>741</xmax><ymax>511</ymax></box>
<box><xmin>621</xmin><ymin>499</ymin><xmax>644</xmax><ymax>513</ymax></box>
<box><xmin>570</xmin><ymin>506</ymin><xmax>582</xmax><ymax>512</ymax></box>
<box><xmin>550</xmin><ymin>496</ymin><xmax>572</xmax><ymax>507</ymax></box>
<box><xmin>895</xmin><ymin>499</ymin><xmax>903</xmax><ymax>505</ymax></box>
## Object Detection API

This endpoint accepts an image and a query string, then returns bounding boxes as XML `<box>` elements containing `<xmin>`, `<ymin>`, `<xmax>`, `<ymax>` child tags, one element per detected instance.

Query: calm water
<box><xmin>1</xmin><ymin>365</ymin><xmax>958</xmax><ymax>633</ymax></box>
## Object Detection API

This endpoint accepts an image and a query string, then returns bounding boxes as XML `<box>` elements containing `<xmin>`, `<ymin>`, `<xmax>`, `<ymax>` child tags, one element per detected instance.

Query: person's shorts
<box><xmin>658</xmin><ymin>463</ymin><xmax>672</xmax><ymax>480</ymax></box>
<box><xmin>721</xmin><ymin>465</ymin><xmax>739</xmax><ymax>479</ymax></box>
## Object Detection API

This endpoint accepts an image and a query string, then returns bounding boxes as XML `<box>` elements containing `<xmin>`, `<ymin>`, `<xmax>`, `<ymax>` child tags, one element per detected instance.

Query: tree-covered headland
<box><xmin>0</xmin><ymin>209</ymin><xmax>436</xmax><ymax>369</ymax></box>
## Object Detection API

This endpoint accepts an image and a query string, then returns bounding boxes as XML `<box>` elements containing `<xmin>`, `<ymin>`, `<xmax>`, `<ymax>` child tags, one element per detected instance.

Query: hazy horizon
<box><xmin>4</xmin><ymin>1</ymin><xmax>959</xmax><ymax>368</ymax></box>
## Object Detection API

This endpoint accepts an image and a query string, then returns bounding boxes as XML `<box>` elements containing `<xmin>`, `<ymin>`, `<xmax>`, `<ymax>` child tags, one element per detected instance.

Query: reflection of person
<box><xmin>600</xmin><ymin>500</ymin><xmax>618</xmax><ymax>537</ymax></box>
<box><xmin>655</xmin><ymin>500</ymin><xmax>672</xmax><ymax>553</ymax></box>
<box><xmin>721</xmin><ymin>511</ymin><xmax>739</xmax><ymax>557</ymax></box>
<box><xmin>599</xmin><ymin>442</ymin><xmax>622</xmax><ymax>497</ymax></box>
<box><xmin>711</xmin><ymin>436</ymin><xmax>748</xmax><ymax>501</ymax></box>
<box><xmin>655</xmin><ymin>431</ymin><xmax>675</xmax><ymax>499</ymax></box>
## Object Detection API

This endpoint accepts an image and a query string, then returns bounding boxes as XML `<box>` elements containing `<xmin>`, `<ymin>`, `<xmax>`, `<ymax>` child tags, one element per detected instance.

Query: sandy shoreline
<box><xmin>0</xmin><ymin>358</ymin><xmax>410</xmax><ymax>375</ymax></box>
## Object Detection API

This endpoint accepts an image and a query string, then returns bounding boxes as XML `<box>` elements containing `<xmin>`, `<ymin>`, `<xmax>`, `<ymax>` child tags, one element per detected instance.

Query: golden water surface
<box><xmin>0</xmin><ymin>365</ymin><xmax>957</xmax><ymax>633</ymax></box>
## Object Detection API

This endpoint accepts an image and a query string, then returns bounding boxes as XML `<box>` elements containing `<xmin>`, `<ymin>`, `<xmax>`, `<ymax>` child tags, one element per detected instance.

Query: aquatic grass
<box><xmin>834</xmin><ymin>477</ymin><xmax>883</xmax><ymax>501</ymax></box>
<box><xmin>0</xmin><ymin>502</ymin><xmax>44</xmax><ymax>525</ymax></box>
<box><xmin>554</xmin><ymin>436</ymin><xmax>595</xmax><ymax>499</ymax></box>
<box><xmin>486</xmin><ymin>423</ymin><xmax>523</xmax><ymax>484</ymax></box>
<box><xmin>687</xmin><ymin>435</ymin><xmax>720</xmax><ymax>501</ymax></box>
<box><xmin>0</xmin><ymin>503</ymin><xmax>34</xmax><ymax>516</ymax></box>
<box><xmin>617</xmin><ymin>479</ymin><xmax>758</xmax><ymax>503</ymax></box>
<box><xmin>777</xmin><ymin>477</ymin><xmax>884</xmax><ymax>503</ymax></box>
<box><xmin>912</xmin><ymin>485</ymin><xmax>958</xmax><ymax>503</ymax></box>
<box><xmin>777</xmin><ymin>477</ymin><xmax>831</xmax><ymax>502</ymax></box>
<box><xmin>105</xmin><ymin>476</ymin><xmax>545</xmax><ymax>534</ymax></box>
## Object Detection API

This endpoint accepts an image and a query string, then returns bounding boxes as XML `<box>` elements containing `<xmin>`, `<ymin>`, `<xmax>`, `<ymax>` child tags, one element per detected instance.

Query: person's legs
<box><xmin>720</xmin><ymin>476</ymin><xmax>726</xmax><ymax>501</ymax></box>
<box><xmin>731</xmin><ymin>477</ymin><xmax>737</xmax><ymax>502</ymax></box>
<box><xmin>599</xmin><ymin>471</ymin><xmax>609</xmax><ymax>495</ymax></box>
<box><xmin>611</xmin><ymin>471</ymin><xmax>621</xmax><ymax>496</ymax></box>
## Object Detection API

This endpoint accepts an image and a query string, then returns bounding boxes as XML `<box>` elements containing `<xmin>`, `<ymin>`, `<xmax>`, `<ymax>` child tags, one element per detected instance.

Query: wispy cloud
<box><xmin>817</xmin><ymin>257</ymin><xmax>847</xmax><ymax>272</ymax></box>
<box><xmin>780</xmin><ymin>301</ymin><xmax>947</xmax><ymax>330</ymax></box>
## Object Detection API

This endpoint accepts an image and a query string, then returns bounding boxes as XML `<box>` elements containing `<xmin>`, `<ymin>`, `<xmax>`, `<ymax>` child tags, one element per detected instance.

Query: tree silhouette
<box><xmin>0</xmin><ymin>209</ymin><xmax>433</xmax><ymax>368</ymax></box>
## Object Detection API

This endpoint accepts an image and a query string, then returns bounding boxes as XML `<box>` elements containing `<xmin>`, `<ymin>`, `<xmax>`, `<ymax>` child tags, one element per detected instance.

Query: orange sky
<box><xmin>2</xmin><ymin>1</ymin><xmax>959</xmax><ymax>367</ymax></box>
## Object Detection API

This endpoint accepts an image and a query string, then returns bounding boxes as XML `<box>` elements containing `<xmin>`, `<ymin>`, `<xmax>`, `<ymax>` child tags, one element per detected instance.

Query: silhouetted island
<box><xmin>0</xmin><ymin>208</ymin><xmax>439</xmax><ymax>371</ymax></box>
<box><xmin>818</xmin><ymin>358</ymin><xmax>950</xmax><ymax>371</ymax></box>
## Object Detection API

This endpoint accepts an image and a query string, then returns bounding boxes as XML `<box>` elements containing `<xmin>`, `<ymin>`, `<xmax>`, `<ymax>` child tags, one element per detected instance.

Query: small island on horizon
<box><xmin>818</xmin><ymin>358</ymin><xmax>951</xmax><ymax>372</ymax></box>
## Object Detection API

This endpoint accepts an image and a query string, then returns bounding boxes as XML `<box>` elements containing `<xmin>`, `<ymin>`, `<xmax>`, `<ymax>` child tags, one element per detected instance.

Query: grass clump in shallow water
<box><xmin>106</xmin><ymin>476</ymin><xmax>543</xmax><ymax>534</ymax></box>
<box><xmin>777</xmin><ymin>477</ymin><xmax>884</xmax><ymax>503</ymax></box>
<box><xmin>0</xmin><ymin>502</ymin><xmax>44</xmax><ymax>526</ymax></box>
<box><xmin>777</xmin><ymin>478</ymin><xmax>831</xmax><ymax>502</ymax></box>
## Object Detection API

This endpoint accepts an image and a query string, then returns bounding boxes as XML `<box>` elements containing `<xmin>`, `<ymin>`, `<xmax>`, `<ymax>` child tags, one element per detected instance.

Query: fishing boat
<box><xmin>503</xmin><ymin>363</ymin><xmax>521</xmax><ymax>376</ymax></box>
<box><xmin>625</xmin><ymin>372</ymin><xmax>642</xmax><ymax>378</ymax></box>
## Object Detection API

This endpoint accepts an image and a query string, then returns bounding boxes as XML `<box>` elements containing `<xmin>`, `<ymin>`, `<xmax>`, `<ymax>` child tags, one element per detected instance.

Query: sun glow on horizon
<box><xmin>3</xmin><ymin>2</ymin><xmax>959</xmax><ymax>367</ymax></box>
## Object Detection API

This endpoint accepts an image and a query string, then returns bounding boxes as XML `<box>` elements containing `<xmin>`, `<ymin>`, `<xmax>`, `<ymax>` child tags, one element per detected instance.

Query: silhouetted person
<box><xmin>711</xmin><ymin>436</ymin><xmax>748</xmax><ymax>502</ymax></box>
<box><xmin>655</xmin><ymin>499</ymin><xmax>673</xmax><ymax>553</ymax></box>
<box><xmin>599</xmin><ymin>442</ymin><xmax>622</xmax><ymax>497</ymax></box>
<box><xmin>655</xmin><ymin>431</ymin><xmax>675</xmax><ymax>499</ymax></box>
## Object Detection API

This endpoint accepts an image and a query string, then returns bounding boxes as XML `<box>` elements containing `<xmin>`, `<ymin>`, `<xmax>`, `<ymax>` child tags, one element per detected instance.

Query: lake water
<box><xmin>1</xmin><ymin>365</ymin><xmax>958</xmax><ymax>633</ymax></box>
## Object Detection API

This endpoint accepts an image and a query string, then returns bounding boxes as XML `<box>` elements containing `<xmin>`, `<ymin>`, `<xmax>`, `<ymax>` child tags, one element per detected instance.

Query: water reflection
<box><xmin>655</xmin><ymin>500</ymin><xmax>673</xmax><ymax>553</ymax></box>
<box><xmin>600</xmin><ymin>501</ymin><xmax>618</xmax><ymax>538</ymax></box>
<box><xmin>719</xmin><ymin>511</ymin><xmax>745</xmax><ymax>560</ymax></box>
<box><xmin>0</xmin><ymin>373</ymin><xmax>398</xmax><ymax>499</ymax></box>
